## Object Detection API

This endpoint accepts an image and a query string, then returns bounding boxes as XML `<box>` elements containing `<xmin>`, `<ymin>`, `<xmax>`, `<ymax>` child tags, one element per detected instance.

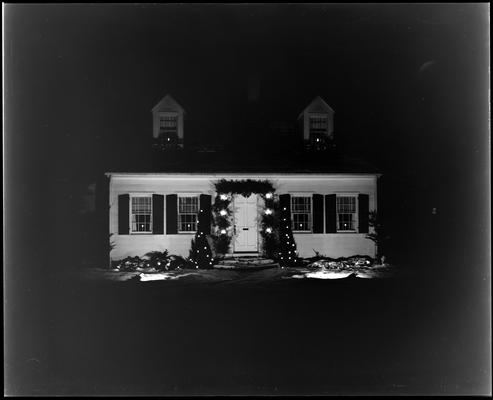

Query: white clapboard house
<box><xmin>106</xmin><ymin>95</ymin><xmax>380</xmax><ymax>263</ymax></box>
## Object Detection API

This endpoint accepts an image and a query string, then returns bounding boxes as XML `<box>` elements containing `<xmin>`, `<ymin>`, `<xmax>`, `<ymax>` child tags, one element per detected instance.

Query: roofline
<box><xmin>105</xmin><ymin>172</ymin><xmax>382</xmax><ymax>179</ymax></box>
<box><xmin>297</xmin><ymin>96</ymin><xmax>335</xmax><ymax>119</ymax></box>
<box><xmin>151</xmin><ymin>94</ymin><xmax>186</xmax><ymax>114</ymax></box>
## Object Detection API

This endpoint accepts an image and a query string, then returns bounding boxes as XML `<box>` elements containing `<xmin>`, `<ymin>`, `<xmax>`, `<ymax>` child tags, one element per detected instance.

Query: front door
<box><xmin>233</xmin><ymin>194</ymin><xmax>258</xmax><ymax>253</ymax></box>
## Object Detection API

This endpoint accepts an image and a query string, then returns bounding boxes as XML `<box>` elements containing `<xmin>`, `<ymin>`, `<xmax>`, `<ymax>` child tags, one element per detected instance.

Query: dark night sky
<box><xmin>5</xmin><ymin>3</ymin><xmax>489</xmax><ymax>269</ymax></box>
<box><xmin>5</xmin><ymin>4</ymin><xmax>488</xmax><ymax>174</ymax></box>
<box><xmin>3</xmin><ymin>6</ymin><xmax>491</xmax><ymax>394</ymax></box>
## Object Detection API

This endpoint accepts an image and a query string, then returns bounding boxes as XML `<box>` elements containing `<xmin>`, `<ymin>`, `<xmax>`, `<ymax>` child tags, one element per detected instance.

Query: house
<box><xmin>106</xmin><ymin>95</ymin><xmax>380</xmax><ymax>264</ymax></box>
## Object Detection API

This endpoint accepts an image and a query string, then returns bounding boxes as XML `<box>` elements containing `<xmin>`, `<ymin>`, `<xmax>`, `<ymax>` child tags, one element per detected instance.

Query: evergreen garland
<box><xmin>211</xmin><ymin>194</ymin><xmax>233</xmax><ymax>255</ymax></box>
<box><xmin>211</xmin><ymin>179</ymin><xmax>278</xmax><ymax>256</ymax></box>
<box><xmin>259</xmin><ymin>193</ymin><xmax>280</xmax><ymax>259</ymax></box>
<box><xmin>214</xmin><ymin>179</ymin><xmax>275</xmax><ymax>197</ymax></box>
<box><xmin>189</xmin><ymin>207</ymin><xmax>214</xmax><ymax>269</ymax></box>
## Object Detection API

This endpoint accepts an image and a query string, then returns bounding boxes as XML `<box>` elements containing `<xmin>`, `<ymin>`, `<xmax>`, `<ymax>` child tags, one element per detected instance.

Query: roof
<box><xmin>151</xmin><ymin>94</ymin><xmax>186</xmax><ymax>114</ymax></box>
<box><xmin>297</xmin><ymin>96</ymin><xmax>335</xmax><ymax>119</ymax></box>
<box><xmin>105</xmin><ymin>149</ymin><xmax>381</xmax><ymax>175</ymax></box>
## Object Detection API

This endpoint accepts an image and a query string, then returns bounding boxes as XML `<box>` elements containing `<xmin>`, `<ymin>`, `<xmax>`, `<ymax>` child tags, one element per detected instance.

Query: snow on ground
<box><xmin>73</xmin><ymin>259</ymin><xmax>396</xmax><ymax>283</ymax></box>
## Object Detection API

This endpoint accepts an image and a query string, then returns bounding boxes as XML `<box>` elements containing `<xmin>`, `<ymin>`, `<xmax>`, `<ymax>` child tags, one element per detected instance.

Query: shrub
<box><xmin>169</xmin><ymin>255</ymin><xmax>195</xmax><ymax>270</ymax></box>
<box><xmin>144</xmin><ymin>250</ymin><xmax>171</xmax><ymax>270</ymax></box>
<box><xmin>117</xmin><ymin>256</ymin><xmax>143</xmax><ymax>271</ymax></box>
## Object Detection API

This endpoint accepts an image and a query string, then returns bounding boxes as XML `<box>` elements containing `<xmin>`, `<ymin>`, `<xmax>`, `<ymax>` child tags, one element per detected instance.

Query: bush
<box><xmin>169</xmin><ymin>255</ymin><xmax>195</xmax><ymax>270</ymax></box>
<box><xmin>144</xmin><ymin>250</ymin><xmax>171</xmax><ymax>271</ymax></box>
<box><xmin>117</xmin><ymin>256</ymin><xmax>143</xmax><ymax>271</ymax></box>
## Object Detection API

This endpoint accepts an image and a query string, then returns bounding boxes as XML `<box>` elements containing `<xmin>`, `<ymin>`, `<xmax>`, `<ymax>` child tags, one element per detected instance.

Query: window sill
<box><xmin>178</xmin><ymin>231</ymin><xmax>197</xmax><ymax>235</ymax></box>
<box><xmin>336</xmin><ymin>230</ymin><xmax>359</xmax><ymax>234</ymax></box>
<box><xmin>130</xmin><ymin>232</ymin><xmax>154</xmax><ymax>235</ymax></box>
<box><xmin>293</xmin><ymin>230</ymin><xmax>313</xmax><ymax>234</ymax></box>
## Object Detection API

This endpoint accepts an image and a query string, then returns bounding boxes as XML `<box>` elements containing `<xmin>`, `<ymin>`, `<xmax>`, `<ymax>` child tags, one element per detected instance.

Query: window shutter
<box><xmin>118</xmin><ymin>194</ymin><xmax>130</xmax><ymax>234</ymax></box>
<box><xmin>325</xmin><ymin>194</ymin><xmax>337</xmax><ymax>233</ymax></box>
<box><xmin>312</xmin><ymin>194</ymin><xmax>324</xmax><ymax>233</ymax></box>
<box><xmin>279</xmin><ymin>194</ymin><xmax>291</xmax><ymax>215</ymax></box>
<box><xmin>199</xmin><ymin>194</ymin><xmax>212</xmax><ymax>235</ymax></box>
<box><xmin>358</xmin><ymin>194</ymin><xmax>369</xmax><ymax>233</ymax></box>
<box><xmin>166</xmin><ymin>194</ymin><xmax>178</xmax><ymax>234</ymax></box>
<box><xmin>152</xmin><ymin>194</ymin><xmax>164</xmax><ymax>234</ymax></box>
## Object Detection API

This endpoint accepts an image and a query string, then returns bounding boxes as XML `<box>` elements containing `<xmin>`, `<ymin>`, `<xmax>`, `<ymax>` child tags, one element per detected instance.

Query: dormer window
<box><xmin>309</xmin><ymin>115</ymin><xmax>329</xmax><ymax>148</ymax></box>
<box><xmin>160</xmin><ymin>116</ymin><xmax>177</xmax><ymax>134</ymax></box>
<box><xmin>159</xmin><ymin>115</ymin><xmax>178</xmax><ymax>144</ymax></box>
<box><xmin>298</xmin><ymin>96</ymin><xmax>335</xmax><ymax>152</ymax></box>
<box><xmin>152</xmin><ymin>94</ymin><xmax>185</xmax><ymax>149</ymax></box>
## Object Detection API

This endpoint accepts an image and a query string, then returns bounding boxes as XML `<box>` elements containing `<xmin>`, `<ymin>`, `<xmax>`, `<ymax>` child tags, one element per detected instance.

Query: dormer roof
<box><xmin>298</xmin><ymin>96</ymin><xmax>334</xmax><ymax>119</ymax></box>
<box><xmin>152</xmin><ymin>94</ymin><xmax>186</xmax><ymax>114</ymax></box>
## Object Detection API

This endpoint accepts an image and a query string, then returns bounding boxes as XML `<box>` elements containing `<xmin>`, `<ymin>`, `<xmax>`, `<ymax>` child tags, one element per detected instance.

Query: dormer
<box><xmin>152</xmin><ymin>94</ymin><xmax>185</xmax><ymax>149</ymax></box>
<box><xmin>297</xmin><ymin>96</ymin><xmax>334</xmax><ymax>151</ymax></box>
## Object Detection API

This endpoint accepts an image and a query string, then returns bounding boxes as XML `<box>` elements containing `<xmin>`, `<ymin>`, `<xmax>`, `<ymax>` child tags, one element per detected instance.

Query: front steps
<box><xmin>214</xmin><ymin>256</ymin><xmax>279</xmax><ymax>270</ymax></box>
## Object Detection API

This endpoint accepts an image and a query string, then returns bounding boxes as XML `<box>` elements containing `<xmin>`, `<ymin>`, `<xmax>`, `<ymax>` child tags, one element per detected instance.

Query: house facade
<box><xmin>107</xmin><ymin>95</ymin><xmax>380</xmax><ymax>264</ymax></box>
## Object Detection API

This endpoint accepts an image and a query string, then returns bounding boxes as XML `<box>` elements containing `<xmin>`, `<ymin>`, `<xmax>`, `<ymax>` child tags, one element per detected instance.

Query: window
<box><xmin>178</xmin><ymin>196</ymin><xmax>199</xmax><ymax>232</ymax></box>
<box><xmin>291</xmin><ymin>195</ymin><xmax>312</xmax><ymax>231</ymax></box>
<box><xmin>309</xmin><ymin>115</ymin><xmax>329</xmax><ymax>150</ymax></box>
<box><xmin>336</xmin><ymin>196</ymin><xmax>357</xmax><ymax>231</ymax></box>
<box><xmin>160</xmin><ymin>116</ymin><xmax>178</xmax><ymax>134</ymax></box>
<box><xmin>131</xmin><ymin>196</ymin><xmax>152</xmax><ymax>232</ymax></box>
<box><xmin>309</xmin><ymin>116</ymin><xmax>328</xmax><ymax>136</ymax></box>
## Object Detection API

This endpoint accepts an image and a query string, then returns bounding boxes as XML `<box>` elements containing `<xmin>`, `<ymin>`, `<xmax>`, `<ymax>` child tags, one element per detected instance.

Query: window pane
<box><xmin>179</xmin><ymin>196</ymin><xmax>198</xmax><ymax>213</ymax></box>
<box><xmin>338</xmin><ymin>213</ymin><xmax>354</xmax><ymax>230</ymax></box>
<box><xmin>336</xmin><ymin>196</ymin><xmax>356</xmax><ymax>231</ymax></box>
<box><xmin>291</xmin><ymin>196</ymin><xmax>312</xmax><ymax>231</ymax></box>
<box><xmin>336</xmin><ymin>196</ymin><xmax>356</xmax><ymax>213</ymax></box>
<box><xmin>160</xmin><ymin>116</ymin><xmax>178</xmax><ymax>129</ymax></box>
<box><xmin>179</xmin><ymin>213</ymin><xmax>197</xmax><ymax>231</ymax></box>
<box><xmin>131</xmin><ymin>196</ymin><xmax>152</xmax><ymax>232</ymax></box>
<box><xmin>178</xmin><ymin>196</ymin><xmax>198</xmax><ymax>231</ymax></box>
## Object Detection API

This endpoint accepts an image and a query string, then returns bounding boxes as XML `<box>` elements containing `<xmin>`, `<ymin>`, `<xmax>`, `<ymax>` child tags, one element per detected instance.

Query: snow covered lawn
<box><xmin>73</xmin><ymin>260</ymin><xmax>396</xmax><ymax>283</ymax></box>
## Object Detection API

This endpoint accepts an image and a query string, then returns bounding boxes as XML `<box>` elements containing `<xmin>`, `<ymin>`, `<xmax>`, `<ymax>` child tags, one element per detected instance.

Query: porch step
<box><xmin>218</xmin><ymin>257</ymin><xmax>275</xmax><ymax>265</ymax></box>
<box><xmin>214</xmin><ymin>256</ymin><xmax>278</xmax><ymax>270</ymax></box>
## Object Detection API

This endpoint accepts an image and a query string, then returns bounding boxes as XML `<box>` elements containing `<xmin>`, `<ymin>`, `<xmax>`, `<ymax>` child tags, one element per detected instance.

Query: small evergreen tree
<box><xmin>189</xmin><ymin>208</ymin><xmax>214</xmax><ymax>269</ymax></box>
<box><xmin>278</xmin><ymin>201</ymin><xmax>299</xmax><ymax>267</ymax></box>
<box><xmin>366</xmin><ymin>210</ymin><xmax>390</xmax><ymax>260</ymax></box>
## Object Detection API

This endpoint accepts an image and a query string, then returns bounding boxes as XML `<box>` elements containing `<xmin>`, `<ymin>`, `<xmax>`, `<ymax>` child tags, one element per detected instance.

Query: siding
<box><xmin>108</xmin><ymin>173</ymin><xmax>378</xmax><ymax>261</ymax></box>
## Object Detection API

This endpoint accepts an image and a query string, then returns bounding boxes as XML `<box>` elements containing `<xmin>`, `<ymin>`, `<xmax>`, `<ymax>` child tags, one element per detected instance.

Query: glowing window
<box><xmin>131</xmin><ymin>196</ymin><xmax>152</xmax><ymax>232</ymax></box>
<box><xmin>291</xmin><ymin>195</ymin><xmax>312</xmax><ymax>231</ymax></box>
<box><xmin>336</xmin><ymin>196</ymin><xmax>357</xmax><ymax>231</ymax></box>
<box><xmin>178</xmin><ymin>196</ymin><xmax>199</xmax><ymax>232</ymax></box>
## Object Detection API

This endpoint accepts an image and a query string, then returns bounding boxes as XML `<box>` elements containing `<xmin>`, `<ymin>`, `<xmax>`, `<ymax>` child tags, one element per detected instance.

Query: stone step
<box><xmin>214</xmin><ymin>262</ymin><xmax>279</xmax><ymax>270</ymax></box>
<box><xmin>217</xmin><ymin>258</ymin><xmax>274</xmax><ymax>265</ymax></box>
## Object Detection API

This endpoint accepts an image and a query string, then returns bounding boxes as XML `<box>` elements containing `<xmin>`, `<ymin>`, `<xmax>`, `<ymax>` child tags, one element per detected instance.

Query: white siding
<box><xmin>108</xmin><ymin>173</ymin><xmax>378</xmax><ymax>262</ymax></box>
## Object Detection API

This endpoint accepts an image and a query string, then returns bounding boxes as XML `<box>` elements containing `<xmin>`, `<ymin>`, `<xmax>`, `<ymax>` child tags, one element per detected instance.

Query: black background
<box><xmin>4</xmin><ymin>4</ymin><xmax>490</xmax><ymax>395</ymax></box>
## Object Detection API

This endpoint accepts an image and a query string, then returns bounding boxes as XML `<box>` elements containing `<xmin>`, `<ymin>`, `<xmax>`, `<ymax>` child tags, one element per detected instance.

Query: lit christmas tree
<box><xmin>189</xmin><ymin>207</ymin><xmax>214</xmax><ymax>269</ymax></box>
<box><xmin>278</xmin><ymin>195</ymin><xmax>299</xmax><ymax>267</ymax></box>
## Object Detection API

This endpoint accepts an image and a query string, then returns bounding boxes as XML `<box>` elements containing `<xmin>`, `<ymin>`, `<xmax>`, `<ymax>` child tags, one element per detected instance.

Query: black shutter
<box><xmin>166</xmin><ymin>194</ymin><xmax>178</xmax><ymax>234</ymax></box>
<box><xmin>152</xmin><ymin>194</ymin><xmax>164</xmax><ymax>234</ymax></box>
<box><xmin>325</xmin><ymin>194</ymin><xmax>337</xmax><ymax>233</ymax></box>
<box><xmin>312</xmin><ymin>194</ymin><xmax>324</xmax><ymax>233</ymax></box>
<box><xmin>199</xmin><ymin>194</ymin><xmax>212</xmax><ymax>235</ymax></box>
<box><xmin>118</xmin><ymin>194</ymin><xmax>130</xmax><ymax>234</ymax></box>
<box><xmin>358</xmin><ymin>194</ymin><xmax>369</xmax><ymax>233</ymax></box>
<box><xmin>279</xmin><ymin>194</ymin><xmax>291</xmax><ymax>215</ymax></box>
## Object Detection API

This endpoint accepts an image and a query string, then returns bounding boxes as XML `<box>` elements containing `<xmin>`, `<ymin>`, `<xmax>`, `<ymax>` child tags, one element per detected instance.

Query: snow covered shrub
<box><xmin>144</xmin><ymin>250</ymin><xmax>171</xmax><ymax>270</ymax></box>
<box><xmin>117</xmin><ymin>256</ymin><xmax>143</xmax><ymax>271</ymax></box>
<box><xmin>168</xmin><ymin>255</ymin><xmax>194</xmax><ymax>270</ymax></box>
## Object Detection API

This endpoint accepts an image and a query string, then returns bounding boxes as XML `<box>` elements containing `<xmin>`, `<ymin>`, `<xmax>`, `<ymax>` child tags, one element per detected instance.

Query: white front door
<box><xmin>233</xmin><ymin>194</ymin><xmax>258</xmax><ymax>253</ymax></box>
